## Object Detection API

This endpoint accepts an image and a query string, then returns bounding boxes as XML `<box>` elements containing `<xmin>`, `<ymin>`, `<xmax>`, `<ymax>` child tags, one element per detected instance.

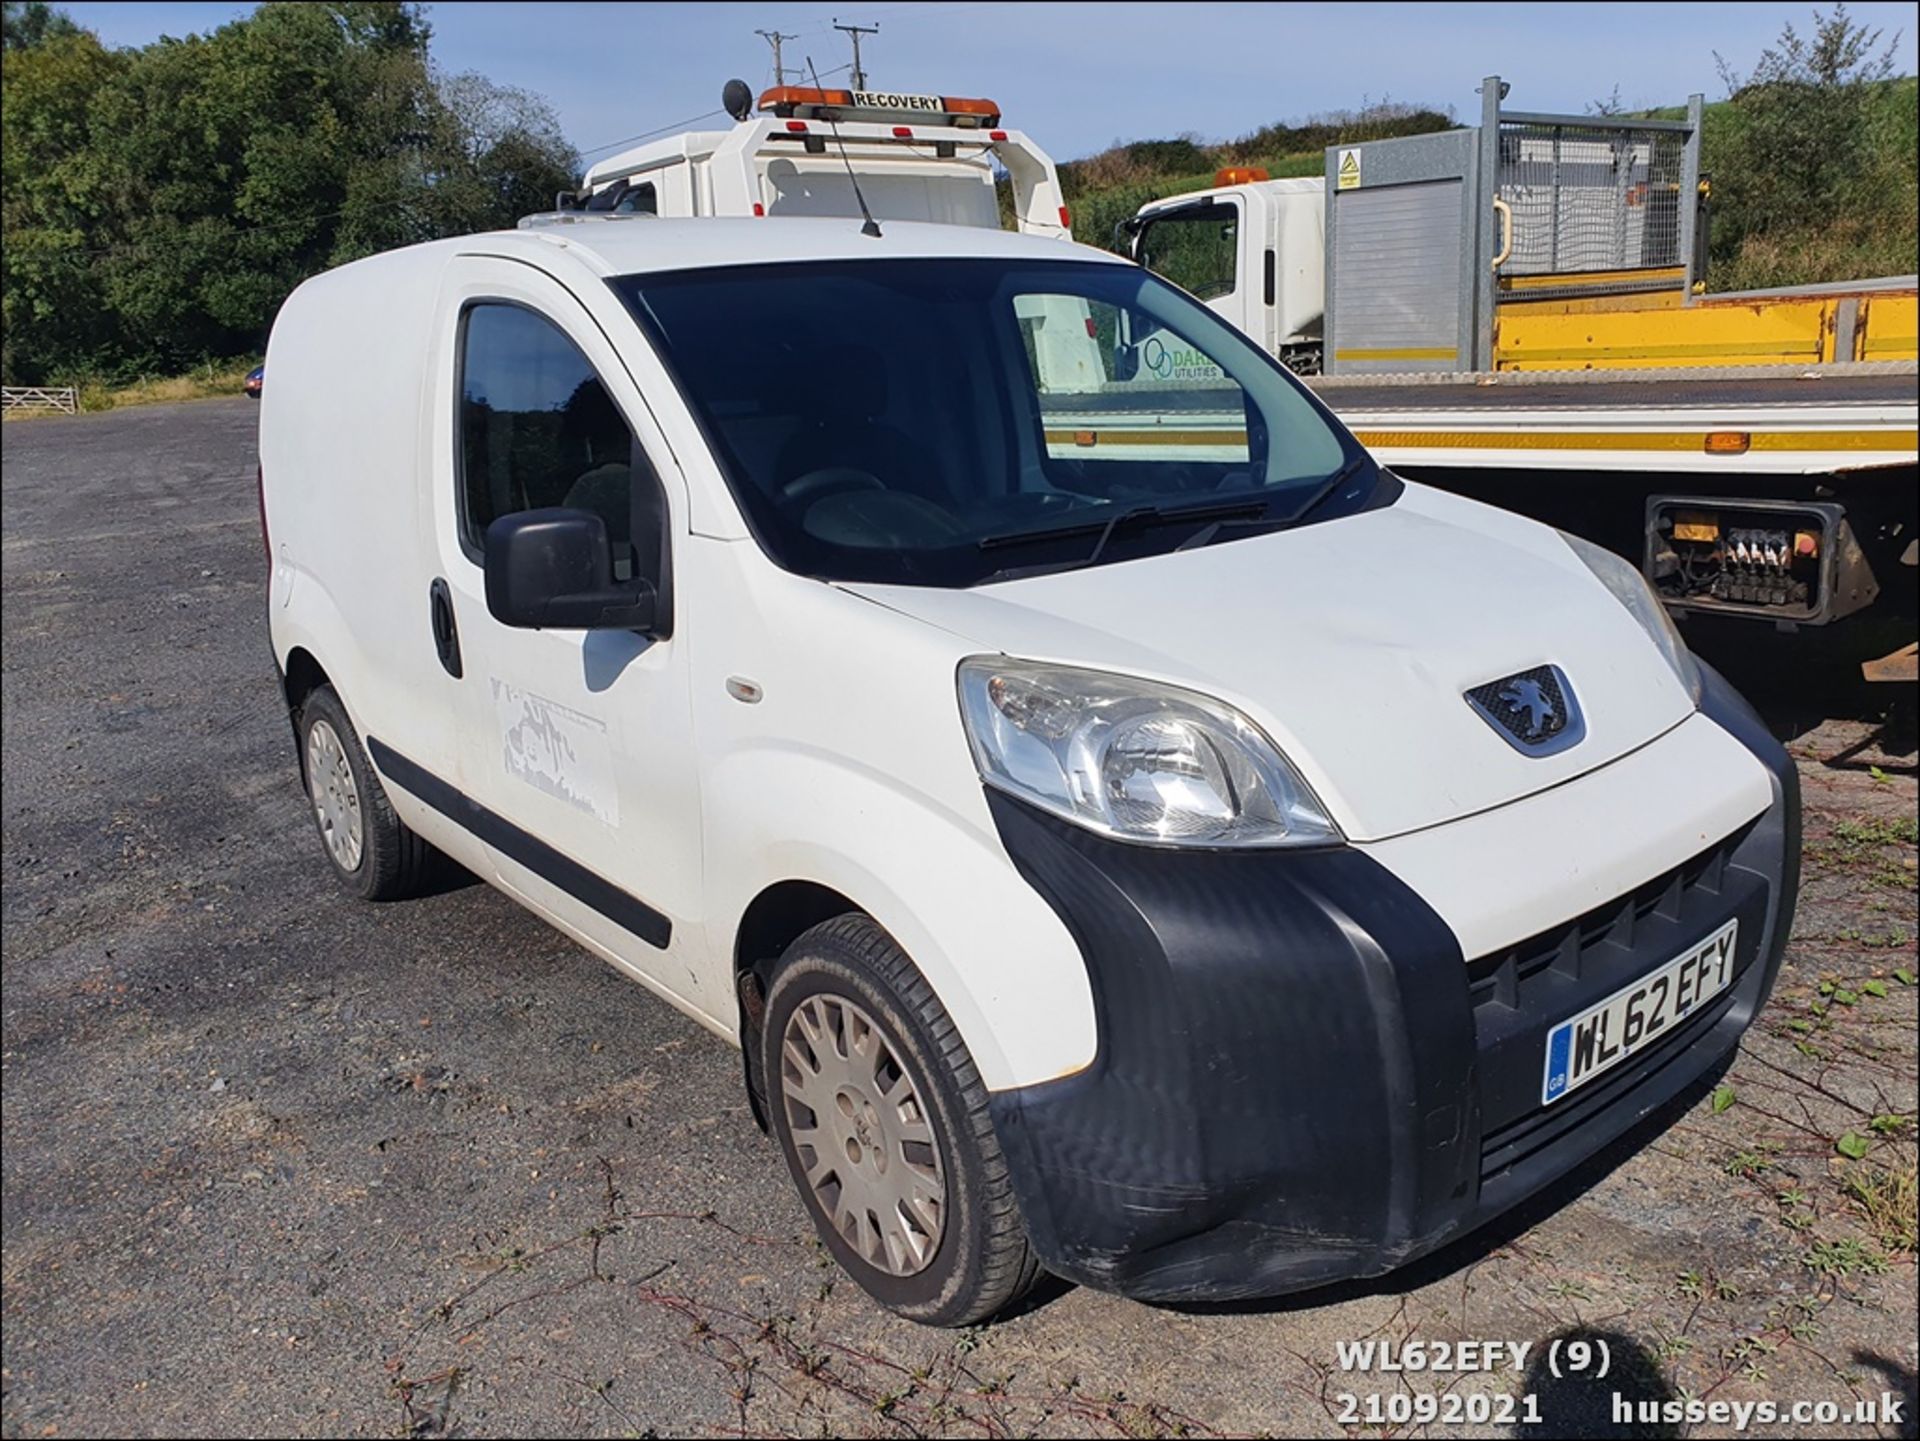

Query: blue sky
<box><xmin>62</xmin><ymin>2</ymin><xmax>1920</xmax><ymax>164</ymax></box>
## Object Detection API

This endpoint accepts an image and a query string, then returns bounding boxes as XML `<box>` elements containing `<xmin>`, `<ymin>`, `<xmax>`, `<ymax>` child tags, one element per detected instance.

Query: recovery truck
<box><xmin>549</xmin><ymin>82</ymin><xmax>1070</xmax><ymax>238</ymax></box>
<box><xmin>1122</xmin><ymin>78</ymin><xmax>1918</xmax><ymax>678</ymax></box>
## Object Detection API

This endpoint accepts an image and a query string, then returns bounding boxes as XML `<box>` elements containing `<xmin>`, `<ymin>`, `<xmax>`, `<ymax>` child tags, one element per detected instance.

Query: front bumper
<box><xmin>985</xmin><ymin>663</ymin><xmax>1799</xmax><ymax>1302</ymax></box>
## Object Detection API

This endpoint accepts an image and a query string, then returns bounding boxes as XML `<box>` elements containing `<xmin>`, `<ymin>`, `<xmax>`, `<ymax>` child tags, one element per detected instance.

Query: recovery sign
<box><xmin>852</xmin><ymin>91</ymin><xmax>942</xmax><ymax>112</ymax></box>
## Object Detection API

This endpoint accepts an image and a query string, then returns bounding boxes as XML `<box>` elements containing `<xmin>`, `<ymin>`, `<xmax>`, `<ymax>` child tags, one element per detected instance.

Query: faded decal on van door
<box><xmin>490</xmin><ymin>680</ymin><xmax>618</xmax><ymax>825</ymax></box>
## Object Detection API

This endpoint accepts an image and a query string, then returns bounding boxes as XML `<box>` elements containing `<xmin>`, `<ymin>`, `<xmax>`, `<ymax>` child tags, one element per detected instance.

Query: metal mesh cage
<box><xmin>1496</xmin><ymin>121</ymin><xmax>1687</xmax><ymax>290</ymax></box>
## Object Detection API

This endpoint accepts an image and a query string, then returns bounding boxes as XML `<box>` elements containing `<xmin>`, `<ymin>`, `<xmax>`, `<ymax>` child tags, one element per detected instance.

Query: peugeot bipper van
<box><xmin>261</xmin><ymin>217</ymin><xmax>1799</xmax><ymax>1325</ymax></box>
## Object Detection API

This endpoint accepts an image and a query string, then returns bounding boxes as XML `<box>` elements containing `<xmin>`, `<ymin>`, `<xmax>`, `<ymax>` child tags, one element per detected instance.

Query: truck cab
<box><xmin>538</xmin><ymin>84</ymin><xmax>1071</xmax><ymax>238</ymax></box>
<box><xmin>1125</xmin><ymin>171</ymin><xmax>1326</xmax><ymax>372</ymax></box>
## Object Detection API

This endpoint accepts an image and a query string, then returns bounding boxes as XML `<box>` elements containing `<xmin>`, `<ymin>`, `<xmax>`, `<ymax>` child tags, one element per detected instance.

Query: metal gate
<box><xmin>1493</xmin><ymin>100</ymin><xmax>1702</xmax><ymax>303</ymax></box>
<box><xmin>1324</xmin><ymin>77</ymin><xmax>1702</xmax><ymax>374</ymax></box>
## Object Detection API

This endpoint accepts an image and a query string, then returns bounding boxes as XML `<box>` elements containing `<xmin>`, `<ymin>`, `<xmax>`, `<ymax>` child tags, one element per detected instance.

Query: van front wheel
<box><xmin>296</xmin><ymin>685</ymin><xmax>436</xmax><ymax>900</ymax></box>
<box><xmin>762</xmin><ymin>915</ymin><xmax>1041</xmax><ymax>1325</ymax></box>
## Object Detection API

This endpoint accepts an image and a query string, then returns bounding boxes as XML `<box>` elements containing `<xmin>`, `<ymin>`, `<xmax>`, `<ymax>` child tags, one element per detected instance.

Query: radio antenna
<box><xmin>807</xmin><ymin>56</ymin><xmax>881</xmax><ymax>238</ymax></box>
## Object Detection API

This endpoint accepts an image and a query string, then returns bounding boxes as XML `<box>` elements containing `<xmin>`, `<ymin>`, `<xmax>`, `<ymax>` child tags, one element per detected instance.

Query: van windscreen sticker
<box><xmin>490</xmin><ymin>680</ymin><xmax>619</xmax><ymax>825</ymax></box>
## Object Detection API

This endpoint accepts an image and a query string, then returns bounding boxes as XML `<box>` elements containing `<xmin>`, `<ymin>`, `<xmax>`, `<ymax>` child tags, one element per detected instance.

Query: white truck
<box><xmin>545</xmin><ymin>81</ymin><xmax>1070</xmax><ymax>238</ymax></box>
<box><xmin>1123</xmin><ymin>80</ymin><xmax>1918</xmax><ymax>677</ymax></box>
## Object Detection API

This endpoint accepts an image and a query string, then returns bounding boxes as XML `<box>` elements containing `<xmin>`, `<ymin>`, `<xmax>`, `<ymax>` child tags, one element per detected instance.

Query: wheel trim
<box><xmin>780</xmin><ymin>993</ymin><xmax>945</xmax><ymax>1277</ymax></box>
<box><xmin>306</xmin><ymin>718</ymin><xmax>364</xmax><ymax>872</ymax></box>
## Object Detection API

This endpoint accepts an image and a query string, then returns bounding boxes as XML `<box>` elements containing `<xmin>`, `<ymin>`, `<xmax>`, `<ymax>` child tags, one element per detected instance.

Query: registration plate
<box><xmin>1541</xmin><ymin>919</ymin><xmax>1738</xmax><ymax>1105</ymax></box>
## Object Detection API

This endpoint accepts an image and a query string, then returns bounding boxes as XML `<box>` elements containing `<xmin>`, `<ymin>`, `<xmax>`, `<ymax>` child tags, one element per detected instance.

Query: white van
<box><xmin>260</xmin><ymin>216</ymin><xmax>1800</xmax><ymax>1324</ymax></box>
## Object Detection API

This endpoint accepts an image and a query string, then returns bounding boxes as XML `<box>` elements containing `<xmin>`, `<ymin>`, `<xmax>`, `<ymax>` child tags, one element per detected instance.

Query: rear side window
<box><xmin>458</xmin><ymin>304</ymin><xmax>661</xmax><ymax>580</ymax></box>
<box><xmin>612</xmin><ymin>182</ymin><xmax>657</xmax><ymax>215</ymax></box>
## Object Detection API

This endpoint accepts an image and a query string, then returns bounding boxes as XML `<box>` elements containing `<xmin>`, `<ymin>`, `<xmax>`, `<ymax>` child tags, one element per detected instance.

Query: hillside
<box><xmin>1057</xmin><ymin>101</ymin><xmax>1453</xmax><ymax>254</ymax></box>
<box><xmin>1057</xmin><ymin>78</ymin><xmax>1918</xmax><ymax>293</ymax></box>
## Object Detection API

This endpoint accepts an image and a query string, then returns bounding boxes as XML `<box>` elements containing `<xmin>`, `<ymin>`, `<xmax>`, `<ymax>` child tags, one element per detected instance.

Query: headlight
<box><xmin>1559</xmin><ymin>530</ymin><xmax>1701</xmax><ymax>703</ymax></box>
<box><xmin>957</xmin><ymin>658</ymin><xmax>1340</xmax><ymax>848</ymax></box>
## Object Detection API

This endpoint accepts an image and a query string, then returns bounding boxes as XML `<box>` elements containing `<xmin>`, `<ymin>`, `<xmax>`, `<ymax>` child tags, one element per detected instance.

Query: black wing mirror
<box><xmin>484</xmin><ymin>508</ymin><xmax>659</xmax><ymax>633</ymax></box>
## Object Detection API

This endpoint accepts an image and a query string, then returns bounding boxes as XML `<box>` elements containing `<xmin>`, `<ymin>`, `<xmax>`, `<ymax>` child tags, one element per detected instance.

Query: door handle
<box><xmin>1490</xmin><ymin>197</ymin><xmax>1514</xmax><ymax>271</ymax></box>
<box><xmin>429</xmin><ymin>578</ymin><xmax>463</xmax><ymax>679</ymax></box>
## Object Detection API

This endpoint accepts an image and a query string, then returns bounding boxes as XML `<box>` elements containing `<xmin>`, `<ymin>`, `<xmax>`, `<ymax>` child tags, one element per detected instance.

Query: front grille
<box><xmin>1467</xmin><ymin>820</ymin><xmax>1763</xmax><ymax>1177</ymax></box>
<box><xmin>1466</xmin><ymin>821</ymin><xmax>1750</xmax><ymax>1012</ymax></box>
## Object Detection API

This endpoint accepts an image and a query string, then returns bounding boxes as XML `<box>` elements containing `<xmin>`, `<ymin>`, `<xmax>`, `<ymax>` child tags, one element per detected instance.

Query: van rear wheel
<box><xmin>762</xmin><ymin>915</ymin><xmax>1041</xmax><ymax>1325</ymax></box>
<box><xmin>296</xmin><ymin>685</ymin><xmax>436</xmax><ymax>900</ymax></box>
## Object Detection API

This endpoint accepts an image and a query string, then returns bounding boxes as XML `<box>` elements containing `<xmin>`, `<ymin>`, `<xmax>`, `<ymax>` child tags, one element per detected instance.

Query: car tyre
<box><xmin>763</xmin><ymin>914</ymin><xmax>1042</xmax><ymax>1325</ymax></box>
<box><xmin>296</xmin><ymin>685</ymin><xmax>437</xmax><ymax>900</ymax></box>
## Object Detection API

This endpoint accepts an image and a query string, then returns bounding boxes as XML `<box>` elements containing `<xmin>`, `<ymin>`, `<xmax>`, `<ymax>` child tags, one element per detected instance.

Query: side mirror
<box><xmin>484</xmin><ymin>508</ymin><xmax>658</xmax><ymax>633</ymax></box>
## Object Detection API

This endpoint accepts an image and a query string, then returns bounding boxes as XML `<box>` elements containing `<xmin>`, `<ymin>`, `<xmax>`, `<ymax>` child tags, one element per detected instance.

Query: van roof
<box><xmin>457</xmin><ymin>215</ymin><xmax>1124</xmax><ymax>279</ymax></box>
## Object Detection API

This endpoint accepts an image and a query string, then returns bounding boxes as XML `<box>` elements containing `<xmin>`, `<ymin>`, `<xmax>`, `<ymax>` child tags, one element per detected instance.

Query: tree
<box><xmin>2</xmin><ymin>1</ymin><xmax>80</xmax><ymax>51</ymax></box>
<box><xmin>1</xmin><ymin>22</ymin><xmax>126</xmax><ymax>379</ymax></box>
<box><xmin>431</xmin><ymin>70</ymin><xmax>578</xmax><ymax>228</ymax></box>
<box><xmin>1711</xmin><ymin>4</ymin><xmax>1903</xmax><ymax>248</ymax></box>
<box><xmin>2</xmin><ymin>1</ymin><xmax>580</xmax><ymax>383</ymax></box>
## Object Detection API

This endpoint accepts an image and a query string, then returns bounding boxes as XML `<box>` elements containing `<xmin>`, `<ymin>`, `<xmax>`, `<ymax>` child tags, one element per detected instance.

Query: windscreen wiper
<box><xmin>1173</xmin><ymin>457</ymin><xmax>1375</xmax><ymax>553</ymax></box>
<box><xmin>1279</xmin><ymin>454</ymin><xmax>1369</xmax><ymax>525</ymax></box>
<box><xmin>976</xmin><ymin>497</ymin><xmax>1273</xmax><ymax>560</ymax></box>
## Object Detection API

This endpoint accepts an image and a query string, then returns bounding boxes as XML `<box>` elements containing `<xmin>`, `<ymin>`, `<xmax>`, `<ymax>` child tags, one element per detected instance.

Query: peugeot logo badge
<box><xmin>1466</xmin><ymin>665</ymin><xmax>1585</xmax><ymax>756</ymax></box>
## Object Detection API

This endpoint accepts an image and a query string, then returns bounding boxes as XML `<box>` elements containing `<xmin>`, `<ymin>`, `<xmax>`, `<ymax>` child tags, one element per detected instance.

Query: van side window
<box><xmin>458</xmin><ymin>303</ymin><xmax>662</xmax><ymax>581</ymax></box>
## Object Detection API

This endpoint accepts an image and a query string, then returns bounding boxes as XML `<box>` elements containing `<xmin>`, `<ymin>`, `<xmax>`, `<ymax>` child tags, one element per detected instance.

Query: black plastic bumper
<box><xmin>985</xmin><ymin>662</ymin><xmax>1799</xmax><ymax>1302</ymax></box>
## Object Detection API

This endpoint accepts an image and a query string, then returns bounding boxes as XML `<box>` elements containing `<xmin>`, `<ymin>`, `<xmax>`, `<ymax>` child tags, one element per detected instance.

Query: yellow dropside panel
<box><xmin>1861</xmin><ymin>295</ymin><xmax>1917</xmax><ymax>361</ymax></box>
<box><xmin>1494</xmin><ymin>299</ymin><xmax>1830</xmax><ymax>370</ymax></box>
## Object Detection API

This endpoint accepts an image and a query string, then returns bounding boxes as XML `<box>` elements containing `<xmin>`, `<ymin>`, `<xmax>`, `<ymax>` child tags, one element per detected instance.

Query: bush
<box><xmin>1222</xmin><ymin>100</ymin><xmax>1454</xmax><ymax>162</ymax></box>
<box><xmin>1706</xmin><ymin>5</ymin><xmax>1915</xmax><ymax>290</ymax></box>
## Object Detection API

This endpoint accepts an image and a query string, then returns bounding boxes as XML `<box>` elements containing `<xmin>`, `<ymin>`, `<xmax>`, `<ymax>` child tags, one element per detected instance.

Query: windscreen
<box><xmin>616</xmin><ymin>258</ymin><xmax>1375</xmax><ymax>586</ymax></box>
<box><xmin>761</xmin><ymin>158</ymin><xmax>999</xmax><ymax>228</ymax></box>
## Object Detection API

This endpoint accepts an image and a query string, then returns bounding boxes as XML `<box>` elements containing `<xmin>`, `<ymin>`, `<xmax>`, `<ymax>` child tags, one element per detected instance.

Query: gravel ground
<box><xmin>3</xmin><ymin>398</ymin><xmax>1915</xmax><ymax>1439</ymax></box>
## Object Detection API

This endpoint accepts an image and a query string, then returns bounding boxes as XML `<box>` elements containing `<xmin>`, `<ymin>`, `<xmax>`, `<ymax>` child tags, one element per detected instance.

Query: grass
<box><xmin>1800</xmin><ymin>1235</ymin><xmax>1892</xmax><ymax>1278</ymax></box>
<box><xmin>3</xmin><ymin>359</ymin><xmax>257</xmax><ymax>422</ymax></box>
<box><xmin>1845</xmin><ymin>1158</ymin><xmax>1918</xmax><ymax>1254</ymax></box>
<box><xmin>1832</xmin><ymin>815</ymin><xmax>1920</xmax><ymax>848</ymax></box>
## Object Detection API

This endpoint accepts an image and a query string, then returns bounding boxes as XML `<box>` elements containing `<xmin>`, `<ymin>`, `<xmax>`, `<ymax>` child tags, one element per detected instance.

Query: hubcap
<box><xmin>780</xmin><ymin>993</ymin><xmax>945</xmax><ymax>1276</ymax></box>
<box><xmin>306</xmin><ymin>719</ymin><xmax>364</xmax><ymax>873</ymax></box>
